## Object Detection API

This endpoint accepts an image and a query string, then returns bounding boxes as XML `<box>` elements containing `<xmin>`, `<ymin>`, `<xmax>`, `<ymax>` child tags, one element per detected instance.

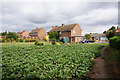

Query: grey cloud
<box><xmin>1</xmin><ymin>2</ymin><xmax>118</xmax><ymax>35</ymax></box>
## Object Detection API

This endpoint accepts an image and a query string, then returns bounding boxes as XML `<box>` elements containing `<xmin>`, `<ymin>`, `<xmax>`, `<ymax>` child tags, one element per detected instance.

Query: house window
<box><xmin>77</xmin><ymin>38</ymin><xmax>79</xmax><ymax>41</ymax></box>
<box><xmin>60</xmin><ymin>32</ymin><xmax>61</xmax><ymax>34</ymax></box>
<box><xmin>73</xmin><ymin>30</ymin><xmax>75</xmax><ymax>34</ymax></box>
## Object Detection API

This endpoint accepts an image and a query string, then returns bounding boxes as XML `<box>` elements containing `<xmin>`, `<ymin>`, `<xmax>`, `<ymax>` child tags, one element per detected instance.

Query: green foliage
<box><xmin>85</xmin><ymin>34</ymin><xmax>91</xmax><ymax>39</ymax></box>
<box><xmin>35</xmin><ymin>41</ymin><xmax>44</xmax><ymax>46</ymax></box>
<box><xmin>48</xmin><ymin>32</ymin><xmax>58</xmax><ymax>41</ymax></box>
<box><xmin>0</xmin><ymin>39</ymin><xmax>5</xmax><ymax>43</ymax></box>
<box><xmin>38</xmin><ymin>42</ymin><xmax>44</xmax><ymax>46</ymax></box>
<box><xmin>16</xmin><ymin>39</ymin><xmax>19</xmax><ymax>42</ymax></box>
<box><xmin>6</xmin><ymin>38</ymin><xmax>10</xmax><ymax>42</ymax></box>
<box><xmin>25</xmin><ymin>39</ymin><xmax>36</xmax><ymax>42</ymax></box>
<box><xmin>105</xmin><ymin>30</ymin><xmax>115</xmax><ymax>40</ymax></box>
<box><xmin>2</xmin><ymin>44</ymin><xmax>105</xmax><ymax>79</ymax></box>
<box><xmin>11</xmin><ymin>38</ymin><xmax>14</xmax><ymax>42</ymax></box>
<box><xmin>109</xmin><ymin>36</ymin><xmax>120</xmax><ymax>50</ymax></box>
<box><xmin>35</xmin><ymin>40</ymin><xmax>39</xmax><ymax>45</ymax></box>
<box><xmin>1</xmin><ymin>31</ymin><xmax>7</xmax><ymax>36</ymax></box>
<box><xmin>19</xmin><ymin>39</ymin><xmax>24</xmax><ymax>42</ymax></box>
<box><xmin>6</xmin><ymin>32</ymin><xmax>18</xmax><ymax>40</ymax></box>
<box><xmin>59</xmin><ymin>42</ymin><xmax>63</xmax><ymax>45</ymax></box>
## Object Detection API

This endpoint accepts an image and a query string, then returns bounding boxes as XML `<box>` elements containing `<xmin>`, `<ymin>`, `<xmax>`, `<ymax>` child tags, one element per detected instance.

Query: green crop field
<box><xmin>1</xmin><ymin>43</ymin><xmax>106</xmax><ymax>79</ymax></box>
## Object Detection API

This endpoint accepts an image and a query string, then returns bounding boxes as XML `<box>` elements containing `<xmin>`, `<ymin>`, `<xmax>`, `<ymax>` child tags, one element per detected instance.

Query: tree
<box><xmin>85</xmin><ymin>34</ymin><xmax>91</xmax><ymax>39</ymax></box>
<box><xmin>48</xmin><ymin>32</ymin><xmax>58</xmax><ymax>41</ymax></box>
<box><xmin>103</xmin><ymin>31</ymin><xmax>106</xmax><ymax>34</ymax></box>
<box><xmin>105</xmin><ymin>30</ymin><xmax>114</xmax><ymax>40</ymax></box>
<box><xmin>6</xmin><ymin>32</ymin><xmax>18</xmax><ymax>40</ymax></box>
<box><xmin>109</xmin><ymin>26</ymin><xmax>116</xmax><ymax>31</ymax></box>
<box><xmin>1</xmin><ymin>31</ymin><xmax>7</xmax><ymax>36</ymax></box>
<box><xmin>105</xmin><ymin>26</ymin><xmax>116</xmax><ymax>40</ymax></box>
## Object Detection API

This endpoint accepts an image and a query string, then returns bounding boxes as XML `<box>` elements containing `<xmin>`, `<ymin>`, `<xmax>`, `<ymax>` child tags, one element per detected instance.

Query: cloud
<box><xmin>1</xmin><ymin>2</ymin><xmax>118</xmax><ymax>35</ymax></box>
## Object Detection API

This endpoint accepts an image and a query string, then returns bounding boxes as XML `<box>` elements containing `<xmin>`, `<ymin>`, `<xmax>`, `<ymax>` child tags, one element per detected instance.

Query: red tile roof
<box><xmin>115</xmin><ymin>27</ymin><xmax>120</xmax><ymax>32</ymax></box>
<box><xmin>49</xmin><ymin>23</ymin><xmax>79</xmax><ymax>32</ymax></box>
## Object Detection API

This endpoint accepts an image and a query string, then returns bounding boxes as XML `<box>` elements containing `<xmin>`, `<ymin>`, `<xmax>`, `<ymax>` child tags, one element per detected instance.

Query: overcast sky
<box><xmin>0</xmin><ymin>1</ymin><xmax>119</xmax><ymax>35</ymax></box>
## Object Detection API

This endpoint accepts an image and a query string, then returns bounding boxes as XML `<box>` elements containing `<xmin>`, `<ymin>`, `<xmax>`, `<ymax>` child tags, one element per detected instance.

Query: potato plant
<box><xmin>2</xmin><ymin>44</ymin><xmax>104</xmax><ymax>79</ymax></box>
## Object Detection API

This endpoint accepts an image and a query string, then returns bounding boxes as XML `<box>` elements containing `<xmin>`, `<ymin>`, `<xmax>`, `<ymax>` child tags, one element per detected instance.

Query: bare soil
<box><xmin>89</xmin><ymin>46</ymin><xmax>120</xmax><ymax>79</ymax></box>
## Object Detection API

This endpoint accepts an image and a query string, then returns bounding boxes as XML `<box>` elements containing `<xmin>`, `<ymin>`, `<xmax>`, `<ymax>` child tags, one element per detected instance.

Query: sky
<box><xmin>0</xmin><ymin>0</ymin><xmax>119</xmax><ymax>35</ymax></box>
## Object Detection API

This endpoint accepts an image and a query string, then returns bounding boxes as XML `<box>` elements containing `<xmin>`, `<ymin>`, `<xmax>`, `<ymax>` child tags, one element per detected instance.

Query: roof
<box><xmin>115</xmin><ymin>27</ymin><xmax>120</xmax><ymax>32</ymax></box>
<box><xmin>30</xmin><ymin>28</ymin><xmax>42</xmax><ymax>33</ymax></box>
<box><xmin>49</xmin><ymin>23</ymin><xmax>80</xmax><ymax>32</ymax></box>
<box><xmin>17</xmin><ymin>30</ymin><xmax>29</xmax><ymax>35</ymax></box>
<box><xmin>91</xmin><ymin>34</ymin><xmax>106</xmax><ymax>37</ymax></box>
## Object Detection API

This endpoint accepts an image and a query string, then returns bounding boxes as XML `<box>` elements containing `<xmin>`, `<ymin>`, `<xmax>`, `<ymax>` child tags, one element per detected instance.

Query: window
<box><xmin>77</xmin><ymin>38</ymin><xmax>79</xmax><ymax>41</ymax></box>
<box><xmin>60</xmin><ymin>31</ymin><xmax>61</xmax><ymax>34</ymax></box>
<box><xmin>73</xmin><ymin>30</ymin><xmax>75</xmax><ymax>34</ymax></box>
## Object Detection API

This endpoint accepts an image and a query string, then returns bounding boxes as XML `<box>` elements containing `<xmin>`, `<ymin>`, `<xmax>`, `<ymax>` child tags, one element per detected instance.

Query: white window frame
<box><xmin>73</xmin><ymin>30</ymin><xmax>75</xmax><ymax>34</ymax></box>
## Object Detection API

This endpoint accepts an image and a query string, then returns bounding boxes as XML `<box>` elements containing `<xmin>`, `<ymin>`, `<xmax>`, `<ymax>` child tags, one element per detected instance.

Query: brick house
<box><xmin>29</xmin><ymin>28</ymin><xmax>46</xmax><ymax>40</ymax></box>
<box><xmin>49</xmin><ymin>23</ymin><xmax>83</xmax><ymax>43</ymax></box>
<box><xmin>115</xmin><ymin>27</ymin><xmax>120</xmax><ymax>34</ymax></box>
<box><xmin>17</xmin><ymin>30</ymin><xmax>29</xmax><ymax>37</ymax></box>
<box><xmin>90</xmin><ymin>34</ymin><xmax>108</xmax><ymax>42</ymax></box>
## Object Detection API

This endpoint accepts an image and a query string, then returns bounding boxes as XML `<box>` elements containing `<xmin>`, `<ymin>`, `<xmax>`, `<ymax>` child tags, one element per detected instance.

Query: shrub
<box><xmin>19</xmin><ymin>39</ymin><xmax>24</xmax><ymax>42</ymax></box>
<box><xmin>38</xmin><ymin>42</ymin><xmax>44</xmax><ymax>46</ymax></box>
<box><xmin>16</xmin><ymin>39</ymin><xmax>19</xmax><ymax>42</ymax></box>
<box><xmin>0</xmin><ymin>38</ymin><xmax>6</xmax><ymax>43</ymax></box>
<box><xmin>71</xmin><ymin>41</ymin><xmax>74</xmax><ymax>44</ymax></box>
<box><xmin>35</xmin><ymin>41</ymin><xmax>39</xmax><ymax>45</ymax></box>
<box><xmin>11</xmin><ymin>38</ymin><xmax>14</xmax><ymax>42</ymax></box>
<box><xmin>6</xmin><ymin>38</ymin><xmax>11</xmax><ymax>42</ymax></box>
<box><xmin>25</xmin><ymin>39</ymin><xmax>29</xmax><ymax>42</ymax></box>
<box><xmin>109</xmin><ymin>36</ymin><xmax>120</xmax><ymax>50</ymax></box>
<box><xmin>59</xmin><ymin>42</ymin><xmax>63</xmax><ymax>45</ymax></box>
<box><xmin>35</xmin><ymin>41</ymin><xmax>44</xmax><ymax>46</ymax></box>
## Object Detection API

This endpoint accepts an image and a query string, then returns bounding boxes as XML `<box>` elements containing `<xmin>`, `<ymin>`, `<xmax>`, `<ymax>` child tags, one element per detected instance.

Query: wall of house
<box><xmin>59</xmin><ymin>31</ymin><xmax>71</xmax><ymax>37</ymax></box>
<box><xmin>22</xmin><ymin>31</ymin><xmax>29</xmax><ymax>37</ymax></box>
<box><xmin>71</xmin><ymin>25</ymin><xmax>82</xmax><ymax>36</ymax></box>
<box><xmin>38</xmin><ymin>28</ymin><xmax>47</xmax><ymax>40</ymax></box>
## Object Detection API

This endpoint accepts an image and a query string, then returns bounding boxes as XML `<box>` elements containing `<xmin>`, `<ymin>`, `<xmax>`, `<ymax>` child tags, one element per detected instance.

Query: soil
<box><xmin>89</xmin><ymin>46</ymin><xmax>120</xmax><ymax>79</ymax></box>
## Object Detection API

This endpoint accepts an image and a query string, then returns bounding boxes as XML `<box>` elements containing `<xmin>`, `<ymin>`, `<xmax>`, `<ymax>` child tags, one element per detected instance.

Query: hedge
<box><xmin>109</xmin><ymin>36</ymin><xmax>120</xmax><ymax>50</ymax></box>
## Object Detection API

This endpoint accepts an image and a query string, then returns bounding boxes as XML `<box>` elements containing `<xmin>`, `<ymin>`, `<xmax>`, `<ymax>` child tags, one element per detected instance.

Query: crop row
<box><xmin>2</xmin><ymin>44</ymin><xmax>104</xmax><ymax>79</ymax></box>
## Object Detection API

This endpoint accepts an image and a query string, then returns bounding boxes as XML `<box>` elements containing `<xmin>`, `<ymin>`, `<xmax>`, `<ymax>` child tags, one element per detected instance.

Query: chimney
<box><xmin>62</xmin><ymin>24</ymin><xmax>65</xmax><ymax>26</ymax></box>
<box><xmin>52</xmin><ymin>26</ymin><xmax>54</xmax><ymax>28</ymax></box>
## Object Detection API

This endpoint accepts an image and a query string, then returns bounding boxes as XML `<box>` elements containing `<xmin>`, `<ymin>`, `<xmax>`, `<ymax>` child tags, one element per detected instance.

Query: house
<box><xmin>29</xmin><ymin>28</ymin><xmax>46</xmax><ymax>40</ymax></box>
<box><xmin>49</xmin><ymin>23</ymin><xmax>83</xmax><ymax>43</ymax></box>
<box><xmin>115</xmin><ymin>26</ymin><xmax>120</xmax><ymax>34</ymax></box>
<box><xmin>90</xmin><ymin>34</ymin><xmax>108</xmax><ymax>42</ymax></box>
<box><xmin>0</xmin><ymin>36</ymin><xmax>6</xmax><ymax>39</ymax></box>
<box><xmin>17</xmin><ymin>30</ymin><xmax>29</xmax><ymax>37</ymax></box>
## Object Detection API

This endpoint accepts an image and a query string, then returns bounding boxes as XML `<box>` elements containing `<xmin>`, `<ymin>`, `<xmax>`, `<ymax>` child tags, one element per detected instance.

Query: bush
<box><xmin>11</xmin><ymin>38</ymin><xmax>14</xmax><ymax>42</ymax></box>
<box><xmin>19</xmin><ymin>39</ymin><xmax>24</xmax><ymax>42</ymax></box>
<box><xmin>59</xmin><ymin>42</ymin><xmax>63</xmax><ymax>45</ymax></box>
<box><xmin>6</xmin><ymin>38</ymin><xmax>11</xmax><ymax>42</ymax></box>
<box><xmin>0</xmin><ymin>38</ymin><xmax>6</xmax><ymax>43</ymax></box>
<box><xmin>25</xmin><ymin>39</ymin><xmax>29</xmax><ymax>42</ymax></box>
<box><xmin>109</xmin><ymin>36</ymin><xmax>120</xmax><ymax>50</ymax></box>
<box><xmin>38</xmin><ymin>42</ymin><xmax>44</xmax><ymax>46</ymax></box>
<box><xmin>16</xmin><ymin>39</ymin><xmax>19</xmax><ymax>42</ymax></box>
<box><xmin>35</xmin><ymin>41</ymin><xmax>44</xmax><ymax>46</ymax></box>
<box><xmin>35</xmin><ymin>41</ymin><xmax>39</xmax><ymax>45</ymax></box>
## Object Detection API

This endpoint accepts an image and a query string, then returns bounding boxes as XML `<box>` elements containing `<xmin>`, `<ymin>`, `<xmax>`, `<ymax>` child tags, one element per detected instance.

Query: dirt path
<box><xmin>89</xmin><ymin>46</ymin><xmax>120</xmax><ymax>79</ymax></box>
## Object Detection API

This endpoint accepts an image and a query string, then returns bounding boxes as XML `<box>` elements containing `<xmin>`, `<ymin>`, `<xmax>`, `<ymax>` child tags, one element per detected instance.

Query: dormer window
<box><xmin>73</xmin><ymin>30</ymin><xmax>75</xmax><ymax>34</ymax></box>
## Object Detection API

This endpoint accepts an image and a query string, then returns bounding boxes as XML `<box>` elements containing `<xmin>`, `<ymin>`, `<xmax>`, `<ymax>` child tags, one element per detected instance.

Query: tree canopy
<box><xmin>85</xmin><ymin>34</ymin><xmax>91</xmax><ymax>39</ymax></box>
